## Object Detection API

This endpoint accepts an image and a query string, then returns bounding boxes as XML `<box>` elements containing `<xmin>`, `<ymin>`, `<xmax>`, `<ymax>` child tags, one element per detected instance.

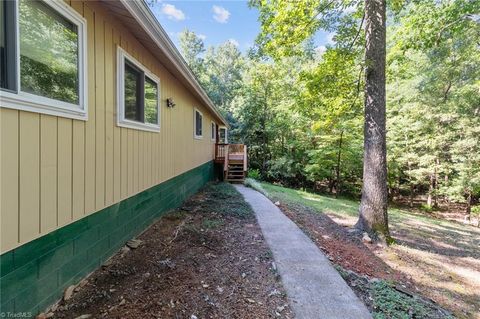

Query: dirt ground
<box><xmin>277</xmin><ymin>202</ymin><xmax>406</xmax><ymax>283</ymax></box>
<box><xmin>50</xmin><ymin>183</ymin><xmax>293</xmax><ymax>319</ymax></box>
<box><xmin>276</xmin><ymin>202</ymin><xmax>454</xmax><ymax>319</ymax></box>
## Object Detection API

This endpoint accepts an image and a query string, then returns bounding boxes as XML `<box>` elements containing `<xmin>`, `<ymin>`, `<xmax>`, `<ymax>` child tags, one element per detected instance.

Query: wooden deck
<box><xmin>215</xmin><ymin>144</ymin><xmax>247</xmax><ymax>183</ymax></box>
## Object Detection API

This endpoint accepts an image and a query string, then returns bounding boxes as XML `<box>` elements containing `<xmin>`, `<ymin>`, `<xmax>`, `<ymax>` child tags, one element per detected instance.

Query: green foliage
<box><xmin>472</xmin><ymin>206</ymin><xmax>480</xmax><ymax>217</ymax></box>
<box><xmin>202</xmin><ymin>218</ymin><xmax>224</xmax><ymax>229</ymax></box>
<box><xmin>371</xmin><ymin>281</ymin><xmax>453</xmax><ymax>319</ymax></box>
<box><xmin>420</xmin><ymin>204</ymin><xmax>433</xmax><ymax>213</ymax></box>
<box><xmin>203</xmin><ymin>183</ymin><xmax>253</xmax><ymax>219</ymax></box>
<box><xmin>247</xmin><ymin>169</ymin><xmax>261</xmax><ymax>180</ymax></box>
<box><xmin>178</xmin><ymin>1</ymin><xmax>480</xmax><ymax>208</ymax></box>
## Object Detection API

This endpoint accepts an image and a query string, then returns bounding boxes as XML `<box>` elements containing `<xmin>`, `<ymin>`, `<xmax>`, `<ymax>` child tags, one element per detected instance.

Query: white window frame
<box><xmin>117</xmin><ymin>47</ymin><xmax>161</xmax><ymax>132</ymax></box>
<box><xmin>194</xmin><ymin>108</ymin><xmax>203</xmax><ymax>139</ymax></box>
<box><xmin>211</xmin><ymin>121</ymin><xmax>216</xmax><ymax>142</ymax></box>
<box><xmin>219</xmin><ymin>126</ymin><xmax>228</xmax><ymax>144</ymax></box>
<box><xmin>0</xmin><ymin>0</ymin><xmax>88</xmax><ymax>120</ymax></box>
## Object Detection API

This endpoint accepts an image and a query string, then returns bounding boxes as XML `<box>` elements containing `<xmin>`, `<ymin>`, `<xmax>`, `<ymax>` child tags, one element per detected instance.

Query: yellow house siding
<box><xmin>1</xmin><ymin>109</ymin><xmax>19</xmax><ymax>250</ymax></box>
<box><xmin>0</xmin><ymin>0</ymin><xmax>220</xmax><ymax>253</ymax></box>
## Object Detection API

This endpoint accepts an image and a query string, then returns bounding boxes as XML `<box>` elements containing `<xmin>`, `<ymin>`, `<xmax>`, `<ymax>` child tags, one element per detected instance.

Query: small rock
<box><xmin>45</xmin><ymin>313</ymin><xmax>54</xmax><ymax>319</ymax></box>
<box><xmin>246</xmin><ymin>298</ymin><xmax>255</xmax><ymax>303</ymax></box>
<box><xmin>159</xmin><ymin>258</ymin><xmax>176</xmax><ymax>269</ymax></box>
<box><xmin>268</xmin><ymin>289</ymin><xmax>281</xmax><ymax>297</ymax></box>
<box><xmin>120</xmin><ymin>246</ymin><xmax>131</xmax><ymax>255</ymax></box>
<box><xmin>119</xmin><ymin>298</ymin><xmax>126</xmax><ymax>306</ymax></box>
<box><xmin>202</xmin><ymin>284</ymin><xmax>210</xmax><ymax>288</ymax></box>
<box><xmin>36</xmin><ymin>313</ymin><xmax>47</xmax><ymax>319</ymax></box>
<box><xmin>216</xmin><ymin>286</ymin><xmax>224</xmax><ymax>294</ymax></box>
<box><xmin>362</xmin><ymin>232</ymin><xmax>372</xmax><ymax>243</ymax></box>
<box><xmin>102</xmin><ymin>258</ymin><xmax>114</xmax><ymax>268</ymax></box>
<box><xmin>126</xmin><ymin>239</ymin><xmax>143</xmax><ymax>249</ymax></box>
<box><xmin>271</xmin><ymin>262</ymin><xmax>277</xmax><ymax>271</ymax></box>
<box><xmin>49</xmin><ymin>303</ymin><xmax>59</xmax><ymax>313</ymax></box>
<box><xmin>64</xmin><ymin>285</ymin><xmax>76</xmax><ymax>301</ymax></box>
<box><xmin>277</xmin><ymin>305</ymin><xmax>286</xmax><ymax>312</ymax></box>
<box><xmin>191</xmin><ymin>315</ymin><xmax>198</xmax><ymax>319</ymax></box>
<box><xmin>274</xmin><ymin>201</ymin><xmax>280</xmax><ymax>206</ymax></box>
<box><xmin>241</xmin><ymin>273</ymin><xmax>247</xmax><ymax>278</ymax></box>
<box><xmin>74</xmin><ymin>315</ymin><xmax>92</xmax><ymax>319</ymax></box>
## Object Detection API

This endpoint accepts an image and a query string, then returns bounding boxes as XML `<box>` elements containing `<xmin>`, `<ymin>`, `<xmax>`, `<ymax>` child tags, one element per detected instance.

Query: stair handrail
<box><xmin>223</xmin><ymin>144</ymin><xmax>229</xmax><ymax>179</ymax></box>
<box><xmin>243</xmin><ymin>145</ymin><xmax>247</xmax><ymax>173</ymax></box>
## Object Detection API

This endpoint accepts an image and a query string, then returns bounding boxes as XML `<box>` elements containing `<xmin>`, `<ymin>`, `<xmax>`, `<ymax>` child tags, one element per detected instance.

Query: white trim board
<box><xmin>116</xmin><ymin>46</ymin><xmax>161</xmax><ymax>133</ymax></box>
<box><xmin>194</xmin><ymin>108</ymin><xmax>203</xmax><ymax>139</ymax></box>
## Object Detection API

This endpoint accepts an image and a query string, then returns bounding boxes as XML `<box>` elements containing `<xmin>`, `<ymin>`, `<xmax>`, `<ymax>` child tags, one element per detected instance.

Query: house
<box><xmin>0</xmin><ymin>0</ymin><xmax>246</xmax><ymax>315</ymax></box>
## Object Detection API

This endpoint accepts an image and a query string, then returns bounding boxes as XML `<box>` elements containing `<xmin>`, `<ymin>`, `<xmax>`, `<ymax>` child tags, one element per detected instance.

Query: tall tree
<box><xmin>178</xmin><ymin>30</ymin><xmax>205</xmax><ymax>77</ymax></box>
<box><xmin>355</xmin><ymin>0</ymin><xmax>389</xmax><ymax>239</ymax></box>
<box><xmin>251</xmin><ymin>0</ymin><xmax>391</xmax><ymax>240</ymax></box>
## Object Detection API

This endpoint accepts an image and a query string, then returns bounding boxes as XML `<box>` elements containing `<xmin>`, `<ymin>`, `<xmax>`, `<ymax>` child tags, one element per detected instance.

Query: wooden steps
<box><xmin>225</xmin><ymin>162</ymin><xmax>245</xmax><ymax>183</ymax></box>
<box><xmin>216</xmin><ymin>143</ymin><xmax>247</xmax><ymax>183</ymax></box>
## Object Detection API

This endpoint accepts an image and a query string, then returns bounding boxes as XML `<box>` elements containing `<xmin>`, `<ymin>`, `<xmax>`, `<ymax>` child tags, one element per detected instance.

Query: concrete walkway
<box><xmin>235</xmin><ymin>185</ymin><xmax>372</xmax><ymax>319</ymax></box>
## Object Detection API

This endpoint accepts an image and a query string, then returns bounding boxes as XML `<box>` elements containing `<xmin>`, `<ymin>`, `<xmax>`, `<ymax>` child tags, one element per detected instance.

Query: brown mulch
<box><xmin>277</xmin><ymin>202</ymin><xmax>409</xmax><ymax>284</ymax></box>
<box><xmin>51</xmin><ymin>183</ymin><xmax>293</xmax><ymax>319</ymax></box>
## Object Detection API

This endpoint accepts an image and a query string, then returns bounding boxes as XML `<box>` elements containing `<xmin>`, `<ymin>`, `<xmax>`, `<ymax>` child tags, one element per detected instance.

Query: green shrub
<box><xmin>420</xmin><ymin>204</ymin><xmax>433</xmax><ymax>213</ymax></box>
<box><xmin>472</xmin><ymin>205</ymin><xmax>480</xmax><ymax>216</ymax></box>
<box><xmin>247</xmin><ymin>168</ymin><xmax>261</xmax><ymax>180</ymax></box>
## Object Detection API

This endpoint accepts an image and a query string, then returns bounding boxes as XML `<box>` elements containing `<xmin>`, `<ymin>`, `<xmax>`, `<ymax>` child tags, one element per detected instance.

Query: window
<box><xmin>211</xmin><ymin>121</ymin><xmax>216</xmax><ymax>141</ymax></box>
<box><xmin>0</xmin><ymin>0</ymin><xmax>87</xmax><ymax>120</ymax></box>
<box><xmin>194</xmin><ymin>108</ymin><xmax>203</xmax><ymax>139</ymax></box>
<box><xmin>117</xmin><ymin>47</ymin><xmax>160</xmax><ymax>132</ymax></box>
<box><xmin>219</xmin><ymin>127</ymin><xmax>228</xmax><ymax>144</ymax></box>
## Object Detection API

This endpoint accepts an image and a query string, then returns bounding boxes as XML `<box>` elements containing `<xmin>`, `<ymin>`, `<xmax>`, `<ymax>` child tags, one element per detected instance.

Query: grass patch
<box><xmin>201</xmin><ymin>182</ymin><xmax>253</xmax><ymax>219</ymax></box>
<box><xmin>202</xmin><ymin>218</ymin><xmax>224</xmax><ymax>229</ymax></box>
<box><xmin>253</xmin><ymin>181</ymin><xmax>456</xmax><ymax>228</ymax></box>
<box><xmin>371</xmin><ymin>281</ymin><xmax>453</xmax><ymax>319</ymax></box>
<box><xmin>336</xmin><ymin>266</ymin><xmax>454</xmax><ymax>319</ymax></box>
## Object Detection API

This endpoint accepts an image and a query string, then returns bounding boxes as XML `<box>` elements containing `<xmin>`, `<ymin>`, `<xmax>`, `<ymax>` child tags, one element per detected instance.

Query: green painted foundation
<box><xmin>0</xmin><ymin>161</ymin><xmax>214</xmax><ymax>316</ymax></box>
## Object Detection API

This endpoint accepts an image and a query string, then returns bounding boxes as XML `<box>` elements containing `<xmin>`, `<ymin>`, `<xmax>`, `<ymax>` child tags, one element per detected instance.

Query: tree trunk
<box><xmin>433</xmin><ymin>158</ymin><xmax>439</xmax><ymax>208</ymax></box>
<box><xmin>409</xmin><ymin>183</ymin><xmax>414</xmax><ymax>208</ymax></box>
<box><xmin>427</xmin><ymin>173</ymin><xmax>434</xmax><ymax>207</ymax></box>
<box><xmin>335</xmin><ymin>130</ymin><xmax>344</xmax><ymax>198</ymax></box>
<box><xmin>466</xmin><ymin>190</ymin><xmax>472</xmax><ymax>221</ymax></box>
<box><xmin>356</xmin><ymin>0</ymin><xmax>390</xmax><ymax>241</ymax></box>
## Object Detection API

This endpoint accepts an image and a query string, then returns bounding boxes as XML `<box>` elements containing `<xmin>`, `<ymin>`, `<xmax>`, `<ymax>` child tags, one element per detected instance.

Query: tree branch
<box><xmin>348</xmin><ymin>12</ymin><xmax>365</xmax><ymax>51</ymax></box>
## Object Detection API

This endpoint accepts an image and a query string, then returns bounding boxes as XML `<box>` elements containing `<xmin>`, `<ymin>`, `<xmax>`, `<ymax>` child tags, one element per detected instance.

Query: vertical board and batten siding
<box><xmin>0</xmin><ymin>0</ymin><xmax>218</xmax><ymax>254</ymax></box>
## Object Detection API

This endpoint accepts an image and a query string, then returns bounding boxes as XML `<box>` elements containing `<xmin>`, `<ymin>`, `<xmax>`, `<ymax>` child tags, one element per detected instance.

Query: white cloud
<box><xmin>315</xmin><ymin>45</ymin><xmax>327</xmax><ymax>55</ymax></box>
<box><xmin>228</xmin><ymin>38</ymin><xmax>239</xmax><ymax>46</ymax></box>
<box><xmin>343</xmin><ymin>5</ymin><xmax>356</xmax><ymax>14</ymax></box>
<box><xmin>161</xmin><ymin>4</ymin><xmax>185</xmax><ymax>21</ymax></box>
<box><xmin>212</xmin><ymin>5</ymin><xmax>230</xmax><ymax>23</ymax></box>
<box><xmin>327</xmin><ymin>33</ymin><xmax>336</xmax><ymax>44</ymax></box>
<box><xmin>198</xmin><ymin>34</ymin><xmax>207</xmax><ymax>40</ymax></box>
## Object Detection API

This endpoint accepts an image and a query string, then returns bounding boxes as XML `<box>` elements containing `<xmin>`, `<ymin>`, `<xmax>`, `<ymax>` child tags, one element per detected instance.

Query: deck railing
<box><xmin>215</xmin><ymin>143</ymin><xmax>247</xmax><ymax>171</ymax></box>
<box><xmin>215</xmin><ymin>143</ymin><xmax>228</xmax><ymax>161</ymax></box>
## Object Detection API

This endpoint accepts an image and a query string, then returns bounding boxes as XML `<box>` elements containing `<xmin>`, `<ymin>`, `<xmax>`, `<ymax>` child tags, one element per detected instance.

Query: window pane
<box><xmin>195</xmin><ymin>111</ymin><xmax>202</xmax><ymax>136</ymax></box>
<box><xmin>19</xmin><ymin>0</ymin><xmax>79</xmax><ymax>104</ymax></box>
<box><xmin>211</xmin><ymin>123</ymin><xmax>215</xmax><ymax>139</ymax></box>
<box><xmin>219</xmin><ymin>128</ymin><xmax>227</xmax><ymax>143</ymax></box>
<box><xmin>1</xmin><ymin>0</ymin><xmax>16</xmax><ymax>91</ymax></box>
<box><xmin>0</xmin><ymin>0</ymin><xmax>5</xmax><ymax>88</ymax></box>
<box><xmin>124</xmin><ymin>62</ymin><xmax>142</xmax><ymax>122</ymax></box>
<box><xmin>144</xmin><ymin>77</ymin><xmax>158</xmax><ymax>125</ymax></box>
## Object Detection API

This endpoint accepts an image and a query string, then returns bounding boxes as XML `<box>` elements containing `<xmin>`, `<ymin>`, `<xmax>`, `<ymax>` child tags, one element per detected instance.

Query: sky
<box><xmin>149</xmin><ymin>0</ymin><xmax>335</xmax><ymax>53</ymax></box>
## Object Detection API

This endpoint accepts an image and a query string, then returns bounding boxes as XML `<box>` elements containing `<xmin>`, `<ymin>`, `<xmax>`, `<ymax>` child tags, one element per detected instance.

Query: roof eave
<box><xmin>119</xmin><ymin>0</ymin><xmax>229</xmax><ymax>127</ymax></box>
